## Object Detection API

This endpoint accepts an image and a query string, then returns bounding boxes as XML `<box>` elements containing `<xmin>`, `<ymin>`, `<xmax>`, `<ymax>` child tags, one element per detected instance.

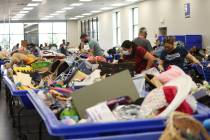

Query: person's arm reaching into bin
<box><xmin>158</xmin><ymin>59</ymin><xmax>165</xmax><ymax>72</ymax></box>
<box><xmin>186</xmin><ymin>53</ymin><xmax>200</xmax><ymax>64</ymax></box>
<box><xmin>144</xmin><ymin>52</ymin><xmax>156</xmax><ymax>70</ymax></box>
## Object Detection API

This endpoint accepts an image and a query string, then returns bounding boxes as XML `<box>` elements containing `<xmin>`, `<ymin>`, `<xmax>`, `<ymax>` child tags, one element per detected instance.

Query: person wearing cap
<box><xmin>133</xmin><ymin>27</ymin><xmax>153</xmax><ymax>52</ymax></box>
<box><xmin>121</xmin><ymin>40</ymin><xmax>156</xmax><ymax>74</ymax></box>
<box><xmin>159</xmin><ymin>36</ymin><xmax>200</xmax><ymax>71</ymax></box>
<box><xmin>80</xmin><ymin>33</ymin><xmax>104</xmax><ymax>56</ymax></box>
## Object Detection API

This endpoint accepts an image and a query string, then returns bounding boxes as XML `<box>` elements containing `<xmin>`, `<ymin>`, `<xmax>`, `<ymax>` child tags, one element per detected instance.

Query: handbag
<box><xmin>160</xmin><ymin>112</ymin><xmax>210</xmax><ymax>140</ymax></box>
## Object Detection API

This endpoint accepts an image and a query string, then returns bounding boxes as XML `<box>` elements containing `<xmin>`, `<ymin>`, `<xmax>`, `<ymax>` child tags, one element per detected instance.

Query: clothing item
<box><xmin>133</xmin><ymin>37</ymin><xmax>153</xmax><ymax>52</ymax></box>
<box><xmin>123</xmin><ymin>47</ymin><xmax>147</xmax><ymax>74</ymax></box>
<box><xmin>140</xmin><ymin>88</ymin><xmax>168</xmax><ymax>116</ymax></box>
<box><xmin>159</xmin><ymin>75</ymin><xmax>197</xmax><ymax>117</ymax></box>
<box><xmin>88</xmin><ymin>39</ymin><xmax>104</xmax><ymax>56</ymax></box>
<box><xmin>163</xmin><ymin>86</ymin><xmax>193</xmax><ymax>115</ymax></box>
<box><xmin>157</xmin><ymin>65</ymin><xmax>185</xmax><ymax>84</ymax></box>
<box><xmin>160</xmin><ymin>46</ymin><xmax>188</xmax><ymax>70</ymax></box>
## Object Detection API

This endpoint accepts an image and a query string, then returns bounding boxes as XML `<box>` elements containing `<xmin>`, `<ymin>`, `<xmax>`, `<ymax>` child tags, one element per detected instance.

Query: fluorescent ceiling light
<box><xmin>16</xmin><ymin>13</ymin><xmax>26</xmax><ymax>17</ymax></box>
<box><xmin>41</xmin><ymin>18</ymin><xmax>49</xmax><ymax>20</ymax></box>
<box><xmin>55</xmin><ymin>10</ymin><xmax>65</xmax><ymax>13</ymax></box>
<box><xmin>63</xmin><ymin>7</ymin><xmax>74</xmax><ymax>10</ymax></box>
<box><xmin>90</xmin><ymin>10</ymin><xmax>101</xmax><ymax>13</ymax></box>
<box><xmin>19</xmin><ymin>11</ymin><xmax>30</xmax><ymax>14</ymax></box>
<box><xmin>46</xmin><ymin>16</ymin><xmax>54</xmax><ymax>18</ymax></box>
<box><xmin>27</xmin><ymin>3</ymin><xmax>40</xmax><ymax>7</ymax></box>
<box><xmin>70</xmin><ymin>3</ymin><xmax>83</xmax><ymax>6</ymax></box>
<box><xmin>50</xmin><ymin>13</ymin><xmax>59</xmax><ymax>16</ymax></box>
<box><xmin>11</xmin><ymin>18</ymin><xmax>20</xmax><ymax>21</ymax></box>
<box><xmin>69</xmin><ymin>17</ymin><xmax>78</xmax><ymax>20</ymax></box>
<box><xmin>82</xmin><ymin>13</ymin><xmax>92</xmax><ymax>16</ymax></box>
<box><xmin>100</xmin><ymin>7</ymin><xmax>113</xmax><ymax>10</ymax></box>
<box><xmin>75</xmin><ymin>15</ymin><xmax>84</xmax><ymax>18</ymax></box>
<box><xmin>23</xmin><ymin>7</ymin><xmax>34</xmax><ymax>10</ymax></box>
<box><xmin>111</xmin><ymin>3</ymin><xmax>125</xmax><ymax>7</ymax></box>
<box><xmin>32</xmin><ymin>0</ymin><xmax>42</xmax><ymax>1</ymax></box>
<box><xmin>79</xmin><ymin>0</ymin><xmax>92</xmax><ymax>1</ymax></box>
<box><xmin>126</xmin><ymin>0</ymin><xmax>138</xmax><ymax>2</ymax></box>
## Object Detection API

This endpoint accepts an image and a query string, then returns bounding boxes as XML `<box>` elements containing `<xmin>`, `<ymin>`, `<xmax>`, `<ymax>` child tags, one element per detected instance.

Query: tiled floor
<box><xmin>0</xmin><ymin>80</ymin><xmax>60</xmax><ymax>140</ymax></box>
<box><xmin>0</xmin><ymin>90</ymin><xmax>17</xmax><ymax>140</ymax></box>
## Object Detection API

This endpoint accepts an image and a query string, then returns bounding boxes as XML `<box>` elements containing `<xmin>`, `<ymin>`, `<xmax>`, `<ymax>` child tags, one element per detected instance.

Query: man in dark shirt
<box><xmin>133</xmin><ymin>27</ymin><xmax>153</xmax><ymax>52</ymax></box>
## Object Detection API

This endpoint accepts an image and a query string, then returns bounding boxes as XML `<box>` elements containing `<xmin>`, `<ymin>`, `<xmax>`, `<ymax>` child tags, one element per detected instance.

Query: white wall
<box><xmin>139</xmin><ymin>0</ymin><xmax>210</xmax><ymax>48</ymax></box>
<box><xmin>67</xmin><ymin>0</ymin><xmax>210</xmax><ymax>50</ymax></box>
<box><xmin>66</xmin><ymin>20</ymin><xmax>79</xmax><ymax>48</ymax></box>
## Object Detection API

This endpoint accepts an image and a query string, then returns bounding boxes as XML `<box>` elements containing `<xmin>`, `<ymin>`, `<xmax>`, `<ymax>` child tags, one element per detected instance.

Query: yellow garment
<box><xmin>71</xmin><ymin>70</ymin><xmax>88</xmax><ymax>82</ymax></box>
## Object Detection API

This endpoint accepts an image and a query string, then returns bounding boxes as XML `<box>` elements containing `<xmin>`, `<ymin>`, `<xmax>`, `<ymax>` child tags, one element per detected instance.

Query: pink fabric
<box><xmin>157</xmin><ymin>65</ymin><xmax>185</xmax><ymax>84</ymax></box>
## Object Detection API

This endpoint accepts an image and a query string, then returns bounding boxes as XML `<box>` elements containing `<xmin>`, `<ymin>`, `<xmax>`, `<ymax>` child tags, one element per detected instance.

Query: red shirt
<box><xmin>123</xmin><ymin>47</ymin><xmax>147</xmax><ymax>74</ymax></box>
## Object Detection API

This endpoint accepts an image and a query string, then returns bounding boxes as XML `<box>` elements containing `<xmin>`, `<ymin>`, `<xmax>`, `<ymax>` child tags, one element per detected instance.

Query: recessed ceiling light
<box><xmin>100</xmin><ymin>7</ymin><xmax>113</xmax><ymax>10</ymax></box>
<box><xmin>75</xmin><ymin>15</ymin><xmax>84</xmax><ymax>18</ymax></box>
<box><xmin>70</xmin><ymin>3</ymin><xmax>83</xmax><ymax>6</ymax></box>
<box><xmin>69</xmin><ymin>17</ymin><xmax>78</xmax><ymax>20</ymax></box>
<box><xmin>23</xmin><ymin>7</ymin><xmax>34</xmax><ymax>10</ymax></box>
<box><xmin>90</xmin><ymin>10</ymin><xmax>101</xmax><ymax>13</ymax></box>
<box><xmin>111</xmin><ymin>3</ymin><xmax>125</xmax><ymax>7</ymax></box>
<box><xmin>19</xmin><ymin>11</ymin><xmax>30</xmax><ymax>14</ymax></box>
<box><xmin>63</xmin><ymin>7</ymin><xmax>74</xmax><ymax>10</ymax></box>
<box><xmin>27</xmin><ymin>3</ymin><xmax>40</xmax><ymax>7</ymax></box>
<box><xmin>32</xmin><ymin>0</ymin><xmax>42</xmax><ymax>2</ymax></box>
<box><xmin>79</xmin><ymin>0</ymin><xmax>92</xmax><ymax>1</ymax></box>
<box><xmin>55</xmin><ymin>10</ymin><xmax>65</xmax><ymax>13</ymax></box>
<box><xmin>82</xmin><ymin>13</ymin><xmax>92</xmax><ymax>16</ymax></box>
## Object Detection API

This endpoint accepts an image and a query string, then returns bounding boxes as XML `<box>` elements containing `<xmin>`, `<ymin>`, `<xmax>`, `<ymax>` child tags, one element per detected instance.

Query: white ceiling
<box><xmin>0</xmin><ymin>0</ymin><xmax>142</xmax><ymax>21</ymax></box>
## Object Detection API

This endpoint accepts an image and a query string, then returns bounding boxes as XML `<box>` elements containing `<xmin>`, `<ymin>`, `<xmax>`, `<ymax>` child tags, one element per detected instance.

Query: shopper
<box><xmin>30</xmin><ymin>43</ymin><xmax>41</xmax><ymax>57</ymax></box>
<box><xmin>133</xmin><ymin>27</ymin><xmax>153</xmax><ymax>52</ymax></box>
<box><xmin>159</xmin><ymin>36</ymin><xmax>200</xmax><ymax>70</ymax></box>
<box><xmin>62</xmin><ymin>39</ymin><xmax>66</xmax><ymax>46</ymax></box>
<box><xmin>59</xmin><ymin>44</ymin><xmax>68</xmax><ymax>56</ymax></box>
<box><xmin>44</xmin><ymin>43</ymin><xmax>49</xmax><ymax>50</ymax></box>
<box><xmin>80</xmin><ymin>33</ymin><xmax>104</xmax><ymax>56</ymax></box>
<box><xmin>121</xmin><ymin>40</ymin><xmax>156</xmax><ymax>74</ymax></box>
<box><xmin>153</xmin><ymin>39</ymin><xmax>164</xmax><ymax>58</ymax></box>
<box><xmin>12</xmin><ymin>43</ymin><xmax>20</xmax><ymax>51</ymax></box>
<box><xmin>39</xmin><ymin>44</ymin><xmax>44</xmax><ymax>50</ymax></box>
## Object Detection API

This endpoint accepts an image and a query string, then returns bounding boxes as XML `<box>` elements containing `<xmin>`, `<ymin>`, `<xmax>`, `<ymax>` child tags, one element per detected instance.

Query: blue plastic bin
<box><xmin>26</xmin><ymin>90</ymin><xmax>210</xmax><ymax>139</ymax></box>
<box><xmin>3</xmin><ymin>76</ymin><xmax>34</xmax><ymax>109</ymax></box>
<box><xmin>175</xmin><ymin>35</ymin><xmax>186</xmax><ymax>44</ymax></box>
<box><xmin>66</xmin><ymin>132</ymin><xmax>162</xmax><ymax>140</ymax></box>
<box><xmin>185</xmin><ymin>35</ymin><xmax>202</xmax><ymax>50</ymax></box>
<box><xmin>192</xmin><ymin>62</ymin><xmax>210</xmax><ymax>82</ymax></box>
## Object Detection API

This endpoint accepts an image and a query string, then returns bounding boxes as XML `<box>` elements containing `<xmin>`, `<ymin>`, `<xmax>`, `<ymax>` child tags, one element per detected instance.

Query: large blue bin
<box><xmin>3</xmin><ymin>76</ymin><xmax>34</xmax><ymax>109</ymax></box>
<box><xmin>185</xmin><ymin>35</ymin><xmax>202</xmax><ymax>50</ymax></box>
<box><xmin>27</xmin><ymin>90</ymin><xmax>210</xmax><ymax>139</ymax></box>
<box><xmin>66</xmin><ymin>132</ymin><xmax>162</xmax><ymax>140</ymax></box>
